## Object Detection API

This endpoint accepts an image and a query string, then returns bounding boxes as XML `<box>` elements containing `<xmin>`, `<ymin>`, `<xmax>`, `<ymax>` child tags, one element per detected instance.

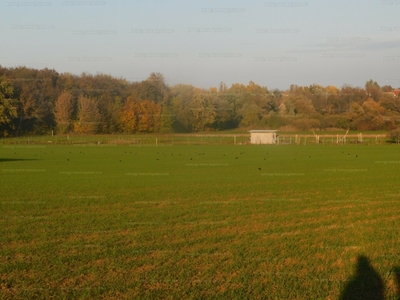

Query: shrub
<box><xmin>389</xmin><ymin>127</ymin><xmax>400</xmax><ymax>144</ymax></box>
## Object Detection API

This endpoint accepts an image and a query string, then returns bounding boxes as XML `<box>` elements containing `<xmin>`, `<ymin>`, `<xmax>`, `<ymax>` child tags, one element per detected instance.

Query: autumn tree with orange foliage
<box><xmin>120</xmin><ymin>96</ymin><xmax>161</xmax><ymax>133</ymax></box>
<box><xmin>73</xmin><ymin>95</ymin><xmax>101</xmax><ymax>134</ymax></box>
<box><xmin>54</xmin><ymin>91</ymin><xmax>74</xmax><ymax>134</ymax></box>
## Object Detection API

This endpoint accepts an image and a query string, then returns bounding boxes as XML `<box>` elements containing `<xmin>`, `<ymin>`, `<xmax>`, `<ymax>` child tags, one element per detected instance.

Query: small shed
<box><xmin>249</xmin><ymin>130</ymin><xmax>278</xmax><ymax>144</ymax></box>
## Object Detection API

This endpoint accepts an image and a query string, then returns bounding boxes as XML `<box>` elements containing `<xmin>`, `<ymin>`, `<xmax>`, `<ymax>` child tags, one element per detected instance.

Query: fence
<box><xmin>0</xmin><ymin>133</ymin><xmax>388</xmax><ymax>146</ymax></box>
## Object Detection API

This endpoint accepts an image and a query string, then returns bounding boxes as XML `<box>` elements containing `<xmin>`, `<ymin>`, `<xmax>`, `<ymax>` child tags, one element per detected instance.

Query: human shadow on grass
<box><xmin>0</xmin><ymin>158</ymin><xmax>39</xmax><ymax>163</ymax></box>
<box><xmin>394</xmin><ymin>267</ymin><xmax>400</xmax><ymax>300</ymax></box>
<box><xmin>339</xmin><ymin>255</ymin><xmax>384</xmax><ymax>300</ymax></box>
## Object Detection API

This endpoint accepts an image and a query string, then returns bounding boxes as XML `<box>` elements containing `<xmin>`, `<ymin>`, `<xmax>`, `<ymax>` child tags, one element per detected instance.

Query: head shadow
<box><xmin>393</xmin><ymin>267</ymin><xmax>400</xmax><ymax>300</ymax></box>
<box><xmin>340</xmin><ymin>255</ymin><xmax>384</xmax><ymax>300</ymax></box>
<box><xmin>0</xmin><ymin>158</ymin><xmax>39</xmax><ymax>163</ymax></box>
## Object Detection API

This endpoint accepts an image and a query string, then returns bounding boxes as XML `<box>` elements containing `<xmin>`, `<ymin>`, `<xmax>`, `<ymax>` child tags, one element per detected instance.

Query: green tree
<box><xmin>238</xmin><ymin>103</ymin><xmax>262</xmax><ymax>127</ymax></box>
<box><xmin>188</xmin><ymin>93</ymin><xmax>216</xmax><ymax>131</ymax></box>
<box><xmin>159</xmin><ymin>105</ymin><xmax>174</xmax><ymax>133</ymax></box>
<box><xmin>389</xmin><ymin>127</ymin><xmax>400</xmax><ymax>144</ymax></box>
<box><xmin>365</xmin><ymin>79</ymin><xmax>382</xmax><ymax>102</ymax></box>
<box><xmin>0</xmin><ymin>76</ymin><xmax>17</xmax><ymax>137</ymax></box>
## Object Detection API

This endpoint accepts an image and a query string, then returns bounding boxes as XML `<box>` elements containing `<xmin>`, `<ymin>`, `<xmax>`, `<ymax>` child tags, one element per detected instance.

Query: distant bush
<box><xmin>389</xmin><ymin>127</ymin><xmax>400</xmax><ymax>144</ymax></box>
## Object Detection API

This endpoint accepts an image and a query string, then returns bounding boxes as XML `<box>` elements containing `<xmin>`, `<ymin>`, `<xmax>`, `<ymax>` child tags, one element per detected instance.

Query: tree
<box><xmin>389</xmin><ymin>127</ymin><xmax>400</xmax><ymax>144</ymax></box>
<box><xmin>120</xmin><ymin>96</ymin><xmax>140</xmax><ymax>133</ymax></box>
<box><xmin>188</xmin><ymin>93</ymin><xmax>216</xmax><ymax>131</ymax></box>
<box><xmin>135</xmin><ymin>73</ymin><xmax>169</xmax><ymax>103</ymax></box>
<box><xmin>120</xmin><ymin>96</ymin><xmax>162</xmax><ymax>133</ymax></box>
<box><xmin>159</xmin><ymin>104</ymin><xmax>174</xmax><ymax>133</ymax></box>
<box><xmin>212</xmin><ymin>97</ymin><xmax>234</xmax><ymax>130</ymax></box>
<box><xmin>278</xmin><ymin>103</ymin><xmax>287</xmax><ymax>115</ymax></box>
<box><xmin>365</xmin><ymin>79</ymin><xmax>382</xmax><ymax>102</ymax></box>
<box><xmin>0</xmin><ymin>76</ymin><xmax>17</xmax><ymax>136</ymax></box>
<box><xmin>54</xmin><ymin>91</ymin><xmax>74</xmax><ymax>134</ymax></box>
<box><xmin>238</xmin><ymin>103</ymin><xmax>262</xmax><ymax>127</ymax></box>
<box><xmin>379</xmin><ymin>94</ymin><xmax>400</xmax><ymax>114</ymax></box>
<box><xmin>137</xmin><ymin>100</ymin><xmax>161</xmax><ymax>132</ymax></box>
<box><xmin>73</xmin><ymin>95</ymin><xmax>101</xmax><ymax>134</ymax></box>
<box><xmin>10</xmin><ymin>67</ymin><xmax>60</xmax><ymax>135</ymax></box>
<box><xmin>362</xmin><ymin>99</ymin><xmax>385</xmax><ymax>116</ymax></box>
<box><xmin>169</xmin><ymin>84</ymin><xmax>197</xmax><ymax>132</ymax></box>
<box><xmin>218</xmin><ymin>82</ymin><xmax>227</xmax><ymax>93</ymax></box>
<box><xmin>292</xmin><ymin>95</ymin><xmax>315</xmax><ymax>115</ymax></box>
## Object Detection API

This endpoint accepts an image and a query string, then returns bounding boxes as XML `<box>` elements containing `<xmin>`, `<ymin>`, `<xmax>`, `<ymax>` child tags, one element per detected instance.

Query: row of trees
<box><xmin>1</xmin><ymin>66</ymin><xmax>400</xmax><ymax>137</ymax></box>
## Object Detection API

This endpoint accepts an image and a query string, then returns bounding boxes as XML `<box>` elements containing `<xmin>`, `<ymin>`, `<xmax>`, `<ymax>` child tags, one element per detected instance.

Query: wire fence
<box><xmin>0</xmin><ymin>133</ymin><xmax>389</xmax><ymax>146</ymax></box>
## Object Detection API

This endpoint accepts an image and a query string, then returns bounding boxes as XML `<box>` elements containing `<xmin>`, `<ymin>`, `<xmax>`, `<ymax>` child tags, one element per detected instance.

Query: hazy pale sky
<box><xmin>1</xmin><ymin>0</ymin><xmax>400</xmax><ymax>90</ymax></box>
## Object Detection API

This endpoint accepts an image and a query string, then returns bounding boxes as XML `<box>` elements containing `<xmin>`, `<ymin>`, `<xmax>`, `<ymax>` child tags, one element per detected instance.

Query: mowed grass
<box><xmin>1</xmin><ymin>143</ymin><xmax>400</xmax><ymax>299</ymax></box>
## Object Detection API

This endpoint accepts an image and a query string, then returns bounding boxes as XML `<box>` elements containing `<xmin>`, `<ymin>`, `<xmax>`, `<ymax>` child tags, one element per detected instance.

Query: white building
<box><xmin>249</xmin><ymin>130</ymin><xmax>278</xmax><ymax>144</ymax></box>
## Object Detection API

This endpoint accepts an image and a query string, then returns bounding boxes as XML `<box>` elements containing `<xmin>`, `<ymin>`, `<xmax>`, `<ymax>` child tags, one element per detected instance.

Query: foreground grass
<box><xmin>1</xmin><ymin>144</ymin><xmax>399</xmax><ymax>299</ymax></box>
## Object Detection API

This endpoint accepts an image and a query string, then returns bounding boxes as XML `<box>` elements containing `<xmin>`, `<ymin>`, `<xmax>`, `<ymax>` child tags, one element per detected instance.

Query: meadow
<box><xmin>1</xmin><ymin>141</ymin><xmax>400</xmax><ymax>299</ymax></box>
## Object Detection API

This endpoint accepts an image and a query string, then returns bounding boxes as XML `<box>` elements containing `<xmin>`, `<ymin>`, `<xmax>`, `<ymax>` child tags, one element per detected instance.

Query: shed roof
<box><xmin>249</xmin><ymin>130</ymin><xmax>278</xmax><ymax>133</ymax></box>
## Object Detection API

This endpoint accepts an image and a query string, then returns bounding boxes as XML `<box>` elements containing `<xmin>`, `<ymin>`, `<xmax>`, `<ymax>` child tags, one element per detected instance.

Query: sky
<box><xmin>1</xmin><ymin>0</ymin><xmax>400</xmax><ymax>90</ymax></box>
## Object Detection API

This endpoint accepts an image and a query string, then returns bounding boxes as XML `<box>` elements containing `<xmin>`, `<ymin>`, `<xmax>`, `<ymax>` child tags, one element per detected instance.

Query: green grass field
<box><xmin>1</xmin><ymin>143</ymin><xmax>400</xmax><ymax>299</ymax></box>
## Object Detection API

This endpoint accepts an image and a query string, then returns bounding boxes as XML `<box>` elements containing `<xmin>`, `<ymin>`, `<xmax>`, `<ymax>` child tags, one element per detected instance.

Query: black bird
<box><xmin>190</xmin><ymin>158</ymin><xmax>192</xmax><ymax>160</ymax></box>
<box><xmin>235</xmin><ymin>157</ymin><xmax>238</xmax><ymax>159</ymax></box>
<box><xmin>67</xmin><ymin>159</ymin><xmax>69</xmax><ymax>161</ymax></box>
<box><xmin>258</xmin><ymin>168</ymin><xmax>261</xmax><ymax>170</ymax></box>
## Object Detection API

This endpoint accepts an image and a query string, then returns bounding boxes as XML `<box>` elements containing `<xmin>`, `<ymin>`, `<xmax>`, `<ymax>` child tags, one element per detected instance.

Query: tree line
<box><xmin>1</xmin><ymin>66</ymin><xmax>400</xmax><ymax>137</ymax></box>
